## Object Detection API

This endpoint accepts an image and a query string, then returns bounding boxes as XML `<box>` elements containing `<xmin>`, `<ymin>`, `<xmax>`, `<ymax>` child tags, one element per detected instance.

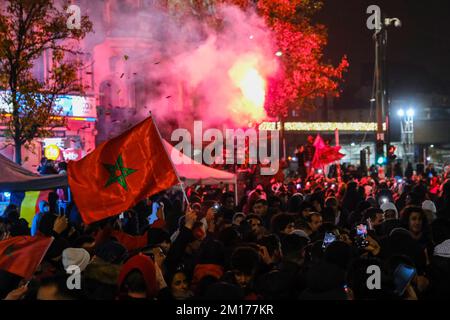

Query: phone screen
<box><xmin>355</xmin><ymin>224</ymin><xmax>369</xmax><ymax>248</ymax></box>
<box><xmin>356</xmin><ymin>224</ymin><xmax>367</xmax><ymax>237</ymax></box>
<box><xmin>148</xmin><ymin>202</ymin><xmax>160</xmax><ymax>225</ymax></box>
<box><xmin>393</xmin><ymin>264</ymin><xmax>416</xmax><ymax>296</ymax></box>
<box><xmin>322</xmin><ymin>232</ymin><xmax>337</xmax><ymax>249</ymax></box>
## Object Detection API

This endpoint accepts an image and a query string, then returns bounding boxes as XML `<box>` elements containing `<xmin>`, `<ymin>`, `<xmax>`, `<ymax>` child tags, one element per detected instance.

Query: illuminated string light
<box><xmin>258</xmin><ymin>122</ymin><xmax>386</xmax><ymax>132</ymax></box>
<box><xmin>1</xmin><ymin>114</ymin><xmax>95</xmax><ymax>122</ymax></box>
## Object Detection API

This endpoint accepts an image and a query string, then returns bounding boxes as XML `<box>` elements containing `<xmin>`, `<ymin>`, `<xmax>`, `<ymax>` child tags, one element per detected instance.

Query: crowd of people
<box><xmin>1</xmin><ymin>154</ymin><xmax>450</xmax><ymax>301</ymax></box>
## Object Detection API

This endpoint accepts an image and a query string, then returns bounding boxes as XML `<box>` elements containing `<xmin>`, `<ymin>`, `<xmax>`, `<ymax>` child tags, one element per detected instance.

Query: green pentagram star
<box><xmin>103</xmin><ymin>154</ymin><xmax>137</xmax><ymax>191</ymax></box>
<box><xmin>4</xmin><ymin>244</ymin><xmax>15</xmax><ymax>257</ymax></box>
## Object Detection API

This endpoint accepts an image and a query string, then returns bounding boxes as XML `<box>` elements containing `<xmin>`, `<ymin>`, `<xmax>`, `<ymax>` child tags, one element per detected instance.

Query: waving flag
<box><xmin>312</xmin><ymin>135</ymin><xmax>345</xmax><ymax>169</ymax></box>
<box><xmin>67</xmin><ymin>116</ymin><xmax>179</xmax><ymax>224</ymax></box>
<box><xmin>0</xmin><ymin>236</ymin><xmax>53</xmax><ymax>279</ymax></box>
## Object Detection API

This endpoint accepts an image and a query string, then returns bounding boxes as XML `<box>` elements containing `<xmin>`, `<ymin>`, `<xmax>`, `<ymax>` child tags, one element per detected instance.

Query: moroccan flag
<box><xmin>0</xmin><ymin>236</ymin><xmax>53</xmax><ymax>279</ymax></box>
<box><xmin>312</xmin><ymin>135</ymin><xmax>345</xmax><ymax>169</ymax></box>
<box><xmin>67</xmin><ymin>116</ymin><xmax>179</xmax><ymax>224</ymax></box>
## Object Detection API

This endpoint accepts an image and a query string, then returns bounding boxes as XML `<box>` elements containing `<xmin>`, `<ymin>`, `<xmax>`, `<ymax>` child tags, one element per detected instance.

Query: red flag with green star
<box><xmin>67</xmin><ymin>116</ymin><xmax>179</xmax><ymax>224</ymax></box>
<box><xmin>0</xmin><ymin>236</ymin><xmax>53</xmax><ymax>279</ymax></box>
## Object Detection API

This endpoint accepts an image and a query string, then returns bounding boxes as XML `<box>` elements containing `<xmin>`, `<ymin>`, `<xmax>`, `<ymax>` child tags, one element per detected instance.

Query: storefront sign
<box><xmin>0</xmin><ymin>91</ymin><xmax>96</xmax><ymax>118</ymax></box>
<box><xmin>43</xmin><ymin>138</ymin><xmax>65</xmax><ymax>148</ymax></box>
<box><xmin>63</xmin><ymin>148</ymin><xmax>82</xmax><ymax>161</ymax></box>
<box><xmin>44</xmin><ymin>144</ymin><xmax>61</xmax><ymax>160</ymax></box>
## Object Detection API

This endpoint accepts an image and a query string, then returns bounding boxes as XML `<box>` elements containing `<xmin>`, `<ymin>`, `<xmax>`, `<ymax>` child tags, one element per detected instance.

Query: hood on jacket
<box><xmin>117</xmin><ymin>253</ymin><xmax>158</xmax><ymax>299</ymax></box>
<box><xmin>38</xmin><ymin>200</ymin><xmax>49</xmax><ymax>213</ymax></box>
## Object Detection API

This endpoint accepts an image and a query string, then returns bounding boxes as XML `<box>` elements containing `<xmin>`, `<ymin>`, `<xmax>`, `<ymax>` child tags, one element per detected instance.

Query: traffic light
<box><xmin>375</xmin><ymin>139</ymin><xmax>386</xmax><ymax>165</ymax></box>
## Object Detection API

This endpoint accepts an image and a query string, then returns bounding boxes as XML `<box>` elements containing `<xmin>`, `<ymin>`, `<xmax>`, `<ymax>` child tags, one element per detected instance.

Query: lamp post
<box><xmin>371</xmin><ymin>10</ymin><xmax>401</xmax><ymax>166</ymax></box>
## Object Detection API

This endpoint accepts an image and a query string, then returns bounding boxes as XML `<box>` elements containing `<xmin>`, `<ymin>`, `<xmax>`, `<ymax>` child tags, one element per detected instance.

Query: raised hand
<box><xmin>53</xmin><ymin>215</ymin><xmax>69</xmax><ymax>234</ymax></box>
<box><xmin>184</xmin><ymin>206</ymin><xmax>197</xmax><ymax>230</ymax></box>
<box><xmin>4</xmin><ymin>285</ymin><xmax>28</xmax><ymax>300</ymax></box>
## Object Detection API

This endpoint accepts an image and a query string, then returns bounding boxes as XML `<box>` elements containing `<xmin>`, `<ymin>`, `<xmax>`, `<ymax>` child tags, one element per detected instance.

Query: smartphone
<box><xmin>148</xmin><ymin>202</ymin><xmax>161</xmax><ymax>225</ymax></box>
<box><xmin>322</xmin><ymin>232</ymin><xmax>337</xmax><ymax>250</ymax></box>
<box><xmin>355</xmin><ymin>224</ymin><xmax>369</xmax><ymax>248</ymax></box>
<box><xmin>393</xmin><ymin>264</ymin><xmax>416</xmax><ymax>296</ymax></box>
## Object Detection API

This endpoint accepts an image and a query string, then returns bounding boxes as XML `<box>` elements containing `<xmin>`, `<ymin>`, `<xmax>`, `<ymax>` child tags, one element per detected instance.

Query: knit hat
<box><xmin>422</xmin><ymin>200</ymin><xmax>437</xmax><ymax>213</ymax></box>
<box><xmin>380</xmin><ymin>202</ymin><xmax>398</xmax><ymax>219</ymax></box>
<box><xmin>434</xmin><ymin>239</ymin><xmax>450</xmax><ymax>258</ymax></box>
<box><xmin>191</xmin><ymin>264</ymin><xmax>224</xmax><ymax>291</ymax></box>
<box><xmin>62</xmin><ymin>248</ymin><xmax>91</xmax><ymax>272</ymax></box>
<box><xmin>117</xmin><ymin>253</ymin><xmax>158</xmax><ymax>299</ymax></box>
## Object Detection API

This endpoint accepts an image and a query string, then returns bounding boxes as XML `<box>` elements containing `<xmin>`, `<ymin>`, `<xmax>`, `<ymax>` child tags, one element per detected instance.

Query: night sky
<box><xmin>315</xmin><ymin>0</ymin><xmax>450</xmax><ymax>103</ymax></box>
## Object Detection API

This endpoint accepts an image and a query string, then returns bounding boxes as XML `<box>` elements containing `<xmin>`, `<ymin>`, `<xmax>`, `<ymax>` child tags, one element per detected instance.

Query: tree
<box><xmin>218</xmin><ymin>0</ymin><xmax>349</xmax><ymax>118</ymax></box>
<box><xmin>0</xmin><ymin>0</ymin><xmax>92</xmax><ymax>164</ymax></box>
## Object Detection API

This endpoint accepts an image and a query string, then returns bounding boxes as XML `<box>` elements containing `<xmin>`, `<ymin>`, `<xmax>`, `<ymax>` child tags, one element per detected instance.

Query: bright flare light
<box><xmin>407</xmin><ymin>108</ymin><xmax>415</xmax><ymax>117</ymax></box>
<box><xmin>275</xmin><ymin>51</ymin><xmax>283</xmax><ymax>57</ymax></box>
<box><xmin>229</xmin><ymin>57</ymin><xmax>267</xmax><ymax>121</ymax></box>
<box><xmin>397</xmin><ymin>109</ymin><xmax>405</xmax><ymax>117</ymax></box>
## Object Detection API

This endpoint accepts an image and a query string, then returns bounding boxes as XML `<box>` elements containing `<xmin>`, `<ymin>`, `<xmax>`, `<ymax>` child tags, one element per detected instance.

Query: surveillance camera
<box><xmin>385</xmin><ymin>18</ymin><xmax>402</xmax><ymax>28</ymax></box>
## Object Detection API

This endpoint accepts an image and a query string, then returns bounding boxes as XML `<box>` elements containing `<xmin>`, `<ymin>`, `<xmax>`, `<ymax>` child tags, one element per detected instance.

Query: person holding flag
<box><xmin>0</xmin><ymin>235</ymin><xmax>54</xmax><ymax>299</ymax></box>
<box><xmin>67</xmin><ymin>115</ymin><xmax>181</xmax><ymax>225</ymax></box>
<box><xmin>311</xmin><ymin>134</ymin><xmax>345</xmax><ymax>176</ymax></box>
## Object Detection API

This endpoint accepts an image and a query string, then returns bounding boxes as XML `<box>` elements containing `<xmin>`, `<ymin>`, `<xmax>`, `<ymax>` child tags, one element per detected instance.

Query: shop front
<box><xmin>0</xmin><ymin>93</ymin><xmax>97</xmax><ymax>172</ymax></box>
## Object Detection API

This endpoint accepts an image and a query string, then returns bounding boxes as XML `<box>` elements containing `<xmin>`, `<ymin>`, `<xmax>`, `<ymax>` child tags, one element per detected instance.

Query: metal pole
<box><xmin>335</xmin><ymin>128</ymin><xmax>342</xmax><ymax>182</ymax></box>
<box><xmin>374</xmin><ymin>30</ymin><xmax>384</xmax><ymax>141</ymax></box>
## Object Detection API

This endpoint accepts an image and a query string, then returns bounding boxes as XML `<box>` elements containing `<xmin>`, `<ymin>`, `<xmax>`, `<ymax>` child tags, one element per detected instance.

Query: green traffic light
<box><xmin>377</xmin><ymin>156</ymin><xmax>386</xmax><ymax>165</ymax></box>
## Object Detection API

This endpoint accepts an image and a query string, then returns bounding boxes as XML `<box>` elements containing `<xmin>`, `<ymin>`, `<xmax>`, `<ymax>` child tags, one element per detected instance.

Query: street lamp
<box><xmin>406</xmin><ymin>108</ymin><xmax>414</xmax><ymax>117</ymax></box>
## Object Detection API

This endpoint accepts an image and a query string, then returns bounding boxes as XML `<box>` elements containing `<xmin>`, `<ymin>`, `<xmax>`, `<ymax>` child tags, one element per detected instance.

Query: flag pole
<box><xmin>149</xmin><ymin>113</ymin><xmax>190</xmax><ymax>207</ymax></box>
<box><xmin>335</xmin><ymin>128</ymin><xmax>342</xmax><ymax>183</ymax></box>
